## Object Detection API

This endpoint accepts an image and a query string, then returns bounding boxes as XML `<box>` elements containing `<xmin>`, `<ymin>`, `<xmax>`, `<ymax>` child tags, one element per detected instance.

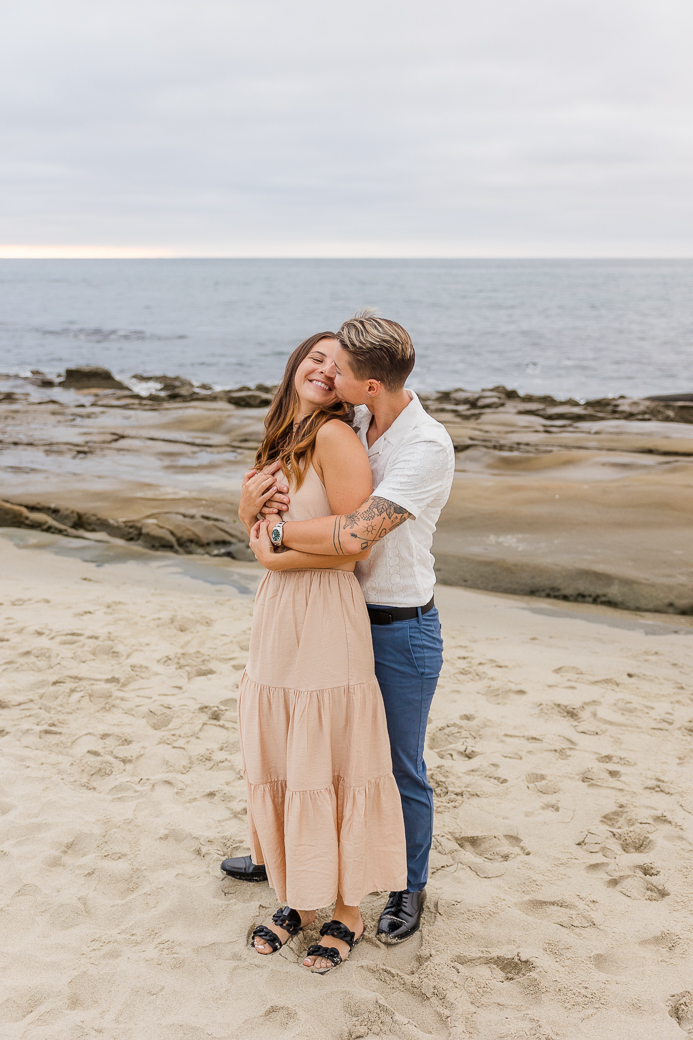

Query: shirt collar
<box><xmin>356</xmin><ymin>391</ymin><xmax>423</xmax><ymax>456</ymax></box>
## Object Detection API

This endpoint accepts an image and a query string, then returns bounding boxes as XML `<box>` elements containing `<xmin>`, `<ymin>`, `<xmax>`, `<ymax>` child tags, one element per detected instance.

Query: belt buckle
<box><xmin>369</xmin><ymin>608</ymin><xmax>394</xmax><ymax>625</ymax></box>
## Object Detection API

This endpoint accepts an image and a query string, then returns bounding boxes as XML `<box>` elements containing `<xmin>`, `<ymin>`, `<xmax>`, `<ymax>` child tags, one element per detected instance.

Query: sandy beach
<box><xmin>4</xmin><ymin>1</ymin><xmax>693</xmax><ymax>1033</ymax></box>
<box><xmin>2</xmin><ymin>527</ymin><xmax>692</xmax><ymax>1039</ymax></box>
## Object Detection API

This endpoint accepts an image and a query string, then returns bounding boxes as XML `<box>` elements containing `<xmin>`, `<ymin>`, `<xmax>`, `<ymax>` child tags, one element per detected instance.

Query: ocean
<box><xmin>1</xmin><ymin>258</ymin><xmax>691</xmax><ymax>400</ymax></box>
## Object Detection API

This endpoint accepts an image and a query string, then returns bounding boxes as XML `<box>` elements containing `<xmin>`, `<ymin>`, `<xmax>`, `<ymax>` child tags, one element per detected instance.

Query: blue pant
<box><xmin>369</xmin><ymin>605</ymin><xmax>443</xmax><ymax>892</ymax></box>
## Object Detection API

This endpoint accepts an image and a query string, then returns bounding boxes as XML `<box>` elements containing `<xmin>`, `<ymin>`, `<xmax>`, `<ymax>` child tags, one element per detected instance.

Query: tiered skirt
<box><xmin>238</xmin><ymin>568</ymin><xmax>407</xmax><ymax>909</ymax></box>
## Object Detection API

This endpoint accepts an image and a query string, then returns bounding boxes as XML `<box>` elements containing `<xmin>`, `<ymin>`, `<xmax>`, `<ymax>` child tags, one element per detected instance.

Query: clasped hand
<box><xmin>249</xmin><ymin>518</ymin><xmax>279</xmax><ymax>567</ymax></box>
<box><xmin>239</xmin><ymin>459</ymin><xmax>291</xmax><ymax>532</ymax></box>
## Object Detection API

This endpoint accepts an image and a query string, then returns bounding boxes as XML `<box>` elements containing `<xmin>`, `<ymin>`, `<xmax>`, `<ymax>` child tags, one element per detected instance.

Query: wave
<box><xmin>38</xmin><ymin>326</ymin><xmax>187</xmax><ymax>343</ymax></box>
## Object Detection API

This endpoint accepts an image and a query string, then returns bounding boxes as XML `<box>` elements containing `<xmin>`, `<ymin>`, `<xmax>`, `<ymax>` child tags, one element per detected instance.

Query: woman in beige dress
<box><xmin>237</xmin><ymin>331</ymin><xmax>407</xmax><ymax>974</ymax></box>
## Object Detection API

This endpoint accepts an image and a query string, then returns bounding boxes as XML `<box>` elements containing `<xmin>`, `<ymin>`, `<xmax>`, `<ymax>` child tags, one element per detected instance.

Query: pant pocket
<box><xmin>407</xmin><ymin>622</ymin><xmax>426</xmax><ymax>677</ymax></box>
<box><xmin>408</xmin><ymin>612</ymin><xmax>444</xmax><ymax>679</ymax></box>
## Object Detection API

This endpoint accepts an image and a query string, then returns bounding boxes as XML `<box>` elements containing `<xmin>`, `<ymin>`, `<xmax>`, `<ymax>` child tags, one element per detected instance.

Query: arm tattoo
<box><xmin>332</xmin><ymin>514</ymin><xmax>345</xmax><ymax>555</ymax></box>
<box><xmin>333</xmin><ymin>496</ymin><xmax>412</xmax><ymax>554</ymax></box>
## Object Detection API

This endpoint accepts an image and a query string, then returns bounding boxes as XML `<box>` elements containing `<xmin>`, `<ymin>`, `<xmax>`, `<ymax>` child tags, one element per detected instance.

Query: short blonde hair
<box><xmin>337</xmin><ymin>311</ymin><xmax>415</xmax><ymax>391</ymax></box>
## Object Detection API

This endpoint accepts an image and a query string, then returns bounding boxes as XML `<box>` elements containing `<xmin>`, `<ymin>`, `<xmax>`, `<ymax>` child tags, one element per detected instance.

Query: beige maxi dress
<box><xmin>237</xmin><ymin>464</ymin><xmax>407</xmax><ymax>910</ymax></box>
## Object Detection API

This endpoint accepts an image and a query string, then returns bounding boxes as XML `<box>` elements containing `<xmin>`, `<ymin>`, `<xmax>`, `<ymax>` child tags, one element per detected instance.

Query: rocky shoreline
<box><xmin>6</xmin><ymin>365</ymin><xmax>277</xmax><ymax>408</ymax></box>
<box><xmin>1</xmin><ymin>366</ymin><xmax>692</xmax><ymax>612</ymax></box>
<box><xmin>9</xmin><ymin>364</ymin><xmax>693</xmax><ymax>423</ymax></box>
<box><xmin>0</xmin><ymin>498</ymin><xmax>253</xmax><ymax>559</ymax></box>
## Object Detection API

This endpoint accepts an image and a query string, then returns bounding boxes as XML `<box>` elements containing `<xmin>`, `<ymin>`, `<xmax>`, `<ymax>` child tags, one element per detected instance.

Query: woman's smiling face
<box><xmin>293</xmin><ymin>337</ymin><xmax>339</xmax><ymax>417</ymax></box>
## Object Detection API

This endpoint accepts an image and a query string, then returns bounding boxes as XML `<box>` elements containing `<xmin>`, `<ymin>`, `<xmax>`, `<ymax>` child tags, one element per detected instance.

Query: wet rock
<box><xmin>474</xmin><ymin>393</ymin><xmax>505</xmax><ymax>409</ymax></box>
<box><xmin>421</xmin><ymin>384</ymin><xmax>693</xmax><ymax>425</ymax></box>
<box><xmin>139</xmin><ymin>519</ymin><xmax>180</xmax><ymax>552</ymax></box>
<box><xmin>672</xmin><ymin>403</ymin><xmax>693</xmax><ymax>423</ymax></box>
<box><xmin>78</xmin><ymin>514</ymin><xmax>141</xmax><ymax>541</ymax></box>
<box><xmin>0</xmin><ymin>499</ymin><xmax>39</xmax><ymax>527</ymax></box>
<box><xmin>513</xmin><ymin>392</ymin><xmax>563</xmax><ymax>405</ymax></box>
<box><xmin>26</xmin><ymin>370</ymin><xmax>56</xmax><ymax>388</ymax></box>
<box><xmin>647</xmin><ymin>392</ymin><xmax>693</xmax><ymax>402</ymax></box>
<box><xmin>447</xmin><ymin>390</ymin><xmax>477</xmax><ymax>406</ymax></box>
<box><xmin>531</xmin><ymin>406</ymin><xmax>602</xmax><ymax>422</ymax></box>
<box><xmin>433</xmin><ymin>551</ymin><xmax>693</xmax><ymax>615</ymax></box>
<box><xmin>226</xmin><ymin>390</ymin><xmax>274</xmax><ymax>408</ymax></box>
<box><xmin>0</xmin><ymin>499</ymin><xmax>85</xmax><ymax>538</ymax></box>
<box><xmin>41</xmin><ymin>505</ymin><xmax>80</xmax><ymax>528</ymax></box>
<box><xmin>3</xmin><ymin>499</ymin><xmax>253</xmax><ymax>561</ymax></box>
<box><xmin>131</xmin><ymin>374</ymin><xmax>196</xmax><ymax>397</ymax></box>
<box><xmin>580</xmin><ymin>395</ymin><xmax>684</xmax><ymax>422</ymax></box>
<box><xmin>611</xmin><ymin>398</ymin><xmax>662</xmax><ymax>418</ymax></box>
<box><xmin>137</xmin><ymin>512</ymin><xmax>252</xmax><ymax>560</ymax></box>
<box><xmin>151</xmin><ymin>514</ymin><xmax>245</xmax><ymax>555</ymax></box>
<box><xmin>60</xmin><ymin>366</ymin><xmax>127</xmax><ymax>390</ymax></box>
<box><xmin>18</xmin><ymin>503</ymin><xmax>142</xmax><ymax>543</ymax></box>
<box><xmin>155</xmin><ymin>376</ymin><xmax>195</xmax><ymax>397</ymax></box>
<box><xmin>126</xmin><ymin>376</ymin><xmax>275</xmax><ymax>405</ymax></box>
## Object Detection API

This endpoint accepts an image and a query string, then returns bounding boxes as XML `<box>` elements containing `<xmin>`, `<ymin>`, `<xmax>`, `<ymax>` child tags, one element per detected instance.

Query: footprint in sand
<box><xmin>427</xmin><ymin>722</ymin><xmax>463</xmax><ymax>747</ymax></box>
<box><xmin>669</xmin><ymin>992</ymin><xmax>693</xmax><ymax>1036</ymax></box>
<box><xmin>596</xmin><ymin>753</ymin><xmax>634</xmax><ymax>766</ymax></box>
<box><xmin>482</xmin><ymin>684</ymin><xmax>528</xmax><ymax>705</ymax></box>
<box><xmin>540</xmin><ymin>702</ymin><xmax>582</xmax><ymax>721</ymax></box>
<box><xmin>640</xmin><ymin>931</ymin><xmax>681</xmax><ymax>952</ymax></box>
<box><xmin>455</xmin><ymin>833</ymin><xmax>530</xmax><ymax>861</ymax></box>
<box><xmin>591</xmin><ymin>948</ymin><xmax>647</xmax><ymax>976</ymax></box>
<box><xmin>539</xmin><ymin>700</ymin><xmax>605</xmax><ymax>735</ymax></box>
<box><xmin>452</xmin><ymin>833</ymin><xmax>530</xmax><ymax>877</ymax></box>
<box><xmin>600</xmin><ymin>809</ymin><xmax>657</xmax><ymax>853</ymax></box>
<box><xmin>340</xmin><ymin>994</ymin><xmax>436</xmax><ymax>1040</ymax></box>
<box><xmin>0</xmin><ymin>985</ymin><xmax>54</xmax><ymax>1023</ymax></box>
<box><xmin>427</xmin><ymin>764</ymin><xmax>466</xmax><ymax>808</ymax></box>
<box><xmin>606</xmin><ymin>874</ymin><xmax>669</xmax><ymax>900</ymax></box>
<box><xmin>454</xmin><ymin>952</ymin><xmax>537</xmax><ymax>982</ymax></box>
<box><xmin>586</xmin><ymin>808</ymin><xmax>673</xmax><ymax>897</ymax></box>
<box><xmin>615</xmin><ymin>828</ymin><xmax>656</xmax><ymax>854</ymax></box>
<box><xmin>427</xmin><ymin>722</ymin><xmax>480</xmax><ymax>761</ymax></box>
<box><xmin>581</xmin><ymin>764</ymin><xmax>629</xmax><ymax>788</ymax></box>
<box><xmin>174</xmin><ymin>652</ymin><xmax>217</xmax><ymax>679</ymax></box>
<box><xmin>525</xmin><ymin>772</ymin><xmax>561</xmax><ymax>795</ymax></box>
<box><xmin>231</xmin><ymin>1005</ymin><xmax>301</xmax><ymax>1040</ymax></box>
<box><xmin>342</xmin><ymin>961</ymin><xmax>449</xmax><ymax>1040</ymax></box>
<box><xmin>143</xmin><ymin>707</ymin><xmax>173</xmax><ymax>730</ymax></box>
<box><xmin>517</xmin><ymin>898</ymin><xmax>597</xmax><ymax>929</ymax></box>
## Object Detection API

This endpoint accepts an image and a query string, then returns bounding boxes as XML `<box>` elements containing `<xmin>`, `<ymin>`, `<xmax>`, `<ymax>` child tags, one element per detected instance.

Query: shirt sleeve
<box><xmin>373</xmin><ymin>437</ymin><xmax>454</xmax><ymax>519</ymax></box>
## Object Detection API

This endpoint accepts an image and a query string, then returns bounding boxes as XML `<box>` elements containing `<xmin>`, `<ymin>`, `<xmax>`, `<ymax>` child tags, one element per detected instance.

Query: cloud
<box><xmin>1</xmin><ymin>0</ymin><xmax>692</xmax><ymax>255</ymax></box>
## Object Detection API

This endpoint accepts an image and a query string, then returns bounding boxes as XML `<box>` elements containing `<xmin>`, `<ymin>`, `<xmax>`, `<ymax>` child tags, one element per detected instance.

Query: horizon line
<box><xmin>2</xmin><ymin>248</ymin><xmax>693</xmax><ymax>262</ymax></box>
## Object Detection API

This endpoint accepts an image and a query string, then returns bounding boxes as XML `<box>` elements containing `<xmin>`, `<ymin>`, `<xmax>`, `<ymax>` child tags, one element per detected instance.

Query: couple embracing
<box><xmin>222</xmin><ymin>312</ymin><xmax>454</xmax><ymax>974</ymax></box>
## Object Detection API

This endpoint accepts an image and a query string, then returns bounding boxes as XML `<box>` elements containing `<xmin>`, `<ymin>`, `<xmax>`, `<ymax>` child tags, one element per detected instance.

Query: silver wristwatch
<box><xmin>270</xmin><ymin>520</ymin><xmax>286</xmax><ymax>548</ymax></box>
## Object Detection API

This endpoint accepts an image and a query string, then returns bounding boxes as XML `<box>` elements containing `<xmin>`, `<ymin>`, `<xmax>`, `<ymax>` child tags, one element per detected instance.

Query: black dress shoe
<box><xmin>376</xmin><ymin>889</ymin><xmax>426</xmax><ymax>943</ymax></box>
<box><xmin>220</xmin><ymin>855</ymin><xmax>268</xmax><ymax>882</ymax></box>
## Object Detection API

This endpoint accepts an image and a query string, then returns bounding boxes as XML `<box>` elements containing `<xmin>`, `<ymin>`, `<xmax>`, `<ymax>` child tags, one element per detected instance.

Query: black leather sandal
<box><xmin>250</xmin><ymin>906</ymin><xmax>303</xmax><ymax>954</ymax></box>
<box><xmin>304</xmin><ymin>919</ymin><xmax>364</xmax><ymax>975</ymax></box>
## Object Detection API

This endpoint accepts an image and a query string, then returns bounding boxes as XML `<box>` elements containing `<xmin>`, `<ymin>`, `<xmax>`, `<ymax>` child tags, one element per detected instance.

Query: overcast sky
<box><xmin>1</xmin><ymin>0</ymin><xmax>692</xmax><ymax>257</ymax></box>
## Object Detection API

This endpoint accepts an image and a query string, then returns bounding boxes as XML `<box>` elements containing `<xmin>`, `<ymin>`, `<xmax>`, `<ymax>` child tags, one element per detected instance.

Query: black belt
<box><xmin>367</xmin><ymin>596</ymin><xmax>435</xmax><ymax>626</ymax></box>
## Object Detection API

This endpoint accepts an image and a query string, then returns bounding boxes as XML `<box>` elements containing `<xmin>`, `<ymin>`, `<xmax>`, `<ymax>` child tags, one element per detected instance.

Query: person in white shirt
<box><xmin>230</xmin><ymin>313</ymin><xmax>455</xmax><ymax>944</ymax></box>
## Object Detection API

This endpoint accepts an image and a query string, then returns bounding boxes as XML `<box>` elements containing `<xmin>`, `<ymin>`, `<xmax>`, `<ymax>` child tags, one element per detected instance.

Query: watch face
<box><xmin>271</xmin><ymin>527</ymin><xmax>281</xmax><ymax>543</ymax></box>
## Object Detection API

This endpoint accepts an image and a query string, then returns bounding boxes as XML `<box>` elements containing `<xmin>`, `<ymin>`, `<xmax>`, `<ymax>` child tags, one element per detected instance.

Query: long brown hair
<box><xmin>255</xmin><ymin>332</ymin><xmax>354</xmax><ymax>490</ymax></box>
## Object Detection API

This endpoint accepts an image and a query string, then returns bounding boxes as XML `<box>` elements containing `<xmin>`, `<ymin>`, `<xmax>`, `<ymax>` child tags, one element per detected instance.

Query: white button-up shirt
<box><xmin>353</xmin><ymin>391</ymin><xmax>455</xmax><ymax>607</ymax></box>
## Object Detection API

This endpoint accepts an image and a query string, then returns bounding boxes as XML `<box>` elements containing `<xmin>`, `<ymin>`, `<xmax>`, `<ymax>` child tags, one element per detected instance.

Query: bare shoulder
<box><xmin>316</xmin><ymin>419</ymin><xmax>363</xmax><ymax>451</ymax></box>
<box><xmin>315</xmin><ymin>418</ymin><xmax>372</xmax><ymax>508</ymax></box>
